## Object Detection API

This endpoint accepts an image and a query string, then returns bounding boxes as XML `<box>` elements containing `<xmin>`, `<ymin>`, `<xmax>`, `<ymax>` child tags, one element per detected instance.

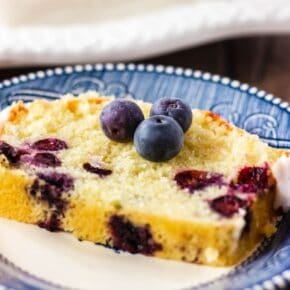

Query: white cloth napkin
<box><xmin>0</xmin><ymin>0</ymin><xmax>191</xmax><ymax>27</ymax></box>
<box><xmin>0</xmin><ymin>0</ymin><xmax>289</xmax><ymax>67</ymax></box>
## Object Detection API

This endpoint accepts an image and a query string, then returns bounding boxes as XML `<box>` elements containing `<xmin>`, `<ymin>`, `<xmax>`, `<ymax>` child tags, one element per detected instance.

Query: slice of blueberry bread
<box><xmin>0</xmin><ymin>92</ymin><xmax>286</xmax><ymax>266</ymax></box>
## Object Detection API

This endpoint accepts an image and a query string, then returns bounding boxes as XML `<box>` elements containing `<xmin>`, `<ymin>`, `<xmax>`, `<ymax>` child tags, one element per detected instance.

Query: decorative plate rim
<box><xmin>1</xmin><ymin>63</ymin><xmax>289</xmax><ymax>114</ymax></box>
<box><xmin>0</xmin><ymin>62</ymin><xmax>290</xmax><ymax>290</ymax></box>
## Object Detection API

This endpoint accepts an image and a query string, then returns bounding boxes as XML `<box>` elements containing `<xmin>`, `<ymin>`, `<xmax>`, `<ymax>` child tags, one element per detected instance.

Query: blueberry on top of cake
<box><xmin>0</xmin><ymin>92</ymin><xmax>287</xmax><ymax>266</ymax></box>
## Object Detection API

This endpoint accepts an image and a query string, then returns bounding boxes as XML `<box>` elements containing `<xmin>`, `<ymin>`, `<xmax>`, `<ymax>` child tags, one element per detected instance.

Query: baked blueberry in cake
<box><xmin>0</xmin><ymin>92</ymin><xmax>288</xmax><ymax>266</ymax></box>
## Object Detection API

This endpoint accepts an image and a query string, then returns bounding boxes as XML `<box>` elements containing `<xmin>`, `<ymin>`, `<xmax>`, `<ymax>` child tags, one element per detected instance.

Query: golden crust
<box><xmin>66</xmin><ymin>96</ymin><xmax>109</xmax><ymax>113</ymax></box>
<box><xmin>7</xmin><ymin>101</ymin><xmax>28</xmax><ymax>123</ymax></box>
<box><xmin>0</xmin><ymin>124</ymin><xmax>4</xmax><ymax>136</ymax></box>
<box><xmin>204</xmin><ymin>111</ymin><xmax>233</xmax><ymax>131</ymax></box>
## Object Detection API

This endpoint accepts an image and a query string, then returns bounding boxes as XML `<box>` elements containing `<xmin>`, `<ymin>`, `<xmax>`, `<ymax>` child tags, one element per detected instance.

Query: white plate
<box><xmin>0</xmin><ymin>0</ymin><xmax>290</xmax><ymax>68</ymax></box>
<box><xmin>0</xmin><ymin>218</ymin><xmax>230</xmax><ymax>290</ymax></box>
<box><xmin>1</xmin><ymin>63</ymin><xmax>290</xmax><ymax>290</ymax></box>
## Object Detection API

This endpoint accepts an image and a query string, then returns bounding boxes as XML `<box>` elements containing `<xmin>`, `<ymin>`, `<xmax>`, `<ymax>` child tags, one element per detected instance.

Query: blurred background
<box><xmin>0</xmin><ymin>0</ymin><xmax>290</xmax><ymax>101</ymax></box>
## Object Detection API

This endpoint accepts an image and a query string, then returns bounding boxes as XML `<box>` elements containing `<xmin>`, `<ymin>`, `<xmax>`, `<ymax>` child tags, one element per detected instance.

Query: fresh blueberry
<box><xmin>150</xmin><ymin>97</ymin><xmax>192</xmax><ymax>132</ymax></box>
<box><xmin>134</xmin><ymin>115</ymin><xmax>184</xmax><ymax>162</ymax></box>
<box><xmin>100</xmin><ymin>99</ymin><xmax>144</xmax><ymax>142</ymax></box>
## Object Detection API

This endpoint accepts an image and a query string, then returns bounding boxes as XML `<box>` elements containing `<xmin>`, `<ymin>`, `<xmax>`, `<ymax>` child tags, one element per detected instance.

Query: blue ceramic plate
<box><xmin>0</xmin><ymin>63</ymin><xmax>290</xmax><ymax>290</ymax></box>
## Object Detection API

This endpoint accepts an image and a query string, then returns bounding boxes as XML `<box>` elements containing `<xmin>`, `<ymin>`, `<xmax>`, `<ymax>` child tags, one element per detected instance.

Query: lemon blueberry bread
<box><xmin>0</xmin><ymin>92</ymin><xmax>285</xmax><ymax>266</ymax></box>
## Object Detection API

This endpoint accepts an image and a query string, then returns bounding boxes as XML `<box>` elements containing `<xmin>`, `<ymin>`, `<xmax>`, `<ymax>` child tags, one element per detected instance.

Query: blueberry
<box><xmin>150</xmin><ymin>97</ymin><xmax>192</xmax><ymax>132</ymax></box>
<box><xmin>0</xmin><ymin>141</ymin><xmax>20</xmax><ymax>164</ymax></box>
<box><xmin>31</xmin><ymin>138</ymin><xmax>68</xmax><ymax>151</ymax></box>
<box><xmin>83</xmin><ymin>162</ymin><xmax>112</xmax><ymax>178</ymax></box>
<box><xmin>174</xmin><ymin>170</ymin><xmax>224</xmax><ymax>193</ymax></box>
<box><xmin>108</xmin><ymin>215</ymin><xmax>162</xmax><ymax>255</ymax></box>
<box><xmin>100</xmin><ymin>99</ymin><xmax>144</xmax><ymax>142</ymax></box>
<box><xmin>30</xmin><ymin>172</ymin><xmax>74</xmax><ymax>213</ymax></box>
<box><xmin>32</xmin><ymin>152</ymin><xmax>61</xmax><ymax>167</ymax></box>
<box><xmin>38</xmin><ymin>172</ymin><xmax>74</xmax><ymax>192</ymax></box>
<box><xmin>210</xmin><ymin>195</ymin><xmax>248</xmax><ymax>218</ymax></box>
<box><xmin>134</xmin><ymin>115</ymin><xmax>184</xmax><ymax>162</ymax></box>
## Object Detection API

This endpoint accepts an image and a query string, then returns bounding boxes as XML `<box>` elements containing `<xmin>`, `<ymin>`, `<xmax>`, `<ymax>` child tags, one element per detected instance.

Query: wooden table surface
<box><xmin>1</xmin><ymin>35</ymin><xmax>290</xmax><ymax>102</ymax></box>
